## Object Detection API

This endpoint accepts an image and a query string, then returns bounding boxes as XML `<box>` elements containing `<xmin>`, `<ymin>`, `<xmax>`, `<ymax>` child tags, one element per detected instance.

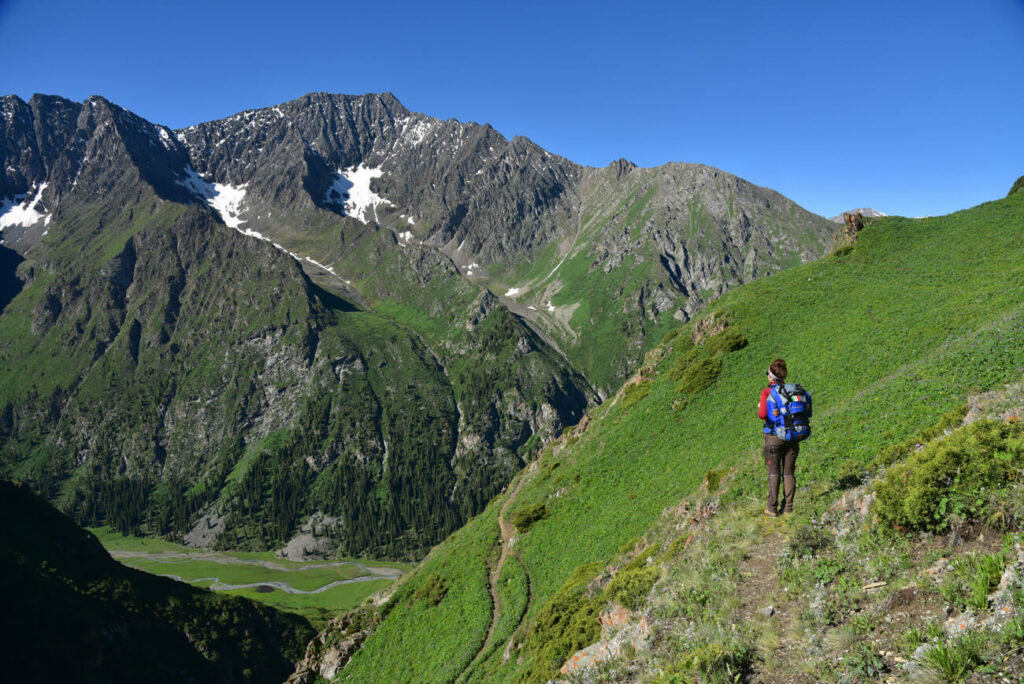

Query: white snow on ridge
<box><xmin>325</xmin><ymin>164</ymin><xmax>393</xmax><ymax>225</ymax></box>
<box><xmin>404</xmin><ymin>118</ymin><xmax>433</xmax><ymax>146</ymax></box>
<box><xmin>0</xmin><ymin>182</ymin><xmax>49</xmax><ymax>230</ymax></box>
<box><xmin>177</xmin><ymin>166</ymin><xmax>248</xmax><ymax>229</ymax></box>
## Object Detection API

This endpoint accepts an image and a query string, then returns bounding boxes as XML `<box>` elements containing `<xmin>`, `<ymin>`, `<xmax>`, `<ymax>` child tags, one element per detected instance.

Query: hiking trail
<box><xmin>460</xmin><ymin>467</ymin><xmax>532</xmax><ymax>678</ymax></box>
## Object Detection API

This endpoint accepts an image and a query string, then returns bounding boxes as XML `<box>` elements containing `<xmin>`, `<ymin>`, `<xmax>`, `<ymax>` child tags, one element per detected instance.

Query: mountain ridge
<box><xmin>1</xmin><ymin>90</ymin><xmax>835</xmax><ymax>561</ymax></box>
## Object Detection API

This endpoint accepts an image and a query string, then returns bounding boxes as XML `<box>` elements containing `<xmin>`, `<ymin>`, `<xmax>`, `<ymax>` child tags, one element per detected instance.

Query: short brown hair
<box><xmin>769</xmin><ymin>358</ymin><xmax>788</xmax><ymax>380</ymax></box>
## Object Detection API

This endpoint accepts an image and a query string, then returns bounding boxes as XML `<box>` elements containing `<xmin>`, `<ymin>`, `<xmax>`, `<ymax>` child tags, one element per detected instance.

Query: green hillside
<box><xmin>331</xmin><ymin>189</ymin><xmax>1024</xmax><ymax>681</ymax></box>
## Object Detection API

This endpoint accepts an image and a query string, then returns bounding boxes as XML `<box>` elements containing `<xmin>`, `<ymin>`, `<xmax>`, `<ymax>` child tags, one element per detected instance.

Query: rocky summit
<box><xmin>0</xmin><ymin>92</ymin><xmax>835</xmax><ymax>561</ymax></box>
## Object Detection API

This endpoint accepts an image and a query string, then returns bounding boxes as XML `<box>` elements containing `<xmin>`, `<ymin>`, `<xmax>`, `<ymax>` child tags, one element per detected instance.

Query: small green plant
<box><xmin>788</xmin><ymin>525</ymin><xmax>833</xmax><ymax>557</ymax></box>
<box><xmin>510</xmin><ymin>503</ymin><xmax>548</xmax><ymax>533</ymax></box>
<box><xmin>968</xmin><ymin>552</ymin><xmax>1005</xmax><ymax>610</ymax></box>
<box><xmin>675</xmin><ymin>357</ymin><xmax>722</xmax><ymax>394</ymax></box>
<box><xmin>660</xmin><ymin>639</ymin><xmax>754</xmax><ymax>683</ymax></box>
<box><xmin>414</xmin><ymin>574</ymin><xmax>449</xmax><ymax>606</ymax></box>
<box><xmin>897</xmin><ymin>625</ymin><xmax>925</xmax><ymax>657</ymax></box>
<box><xmin>920</xmin><ymin>634</ymin><xmax>985</xmax><ymax>681</ymax></box>
<box><xmin>842</xmin><ymin>641</ymin><xmax>887</xmax><ymax>681</ymax></box>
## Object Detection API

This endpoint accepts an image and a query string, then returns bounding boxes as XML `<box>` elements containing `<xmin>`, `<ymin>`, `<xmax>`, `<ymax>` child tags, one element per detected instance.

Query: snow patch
<box><xmin>528</xmin><ymin>306</ymin><xmax>537</xmax><ymax>311</ymax></box>
<box><xmin>547</xmin><ymin>302</ymin><xmax>555</xmax><ymax>312</ymax></box>
<box><xmin>407</xmin><ymin>216</ymin><xmax>415</xmax><ymax>225</ymax></box>
<box><xmin>398</xmin><ymin>230</ymin><xmax>413</xmax><ymax>242</ymax></box>
<box><xmin>505</xmin><ymin>287</ymin><xmax>521</xmax><ymax>297</ymax></box>
<box><xmin>325</xmin><ymin>164</ymin><xmax>393</xmax><ymax>225</ymax></box>
<box><xmin>177</xmin><ymin>166</ymin><xmax>248</xmax><ymax>229</ymax></box>
<box><xmin>402</xmin><ymin>118</ymin><xmax>433</xmax><ymax>146</ymax></box>
<box><xmin>0</xmin><ymin>183</ymin><xmax>49</xmax><ymax>230</ymax></box>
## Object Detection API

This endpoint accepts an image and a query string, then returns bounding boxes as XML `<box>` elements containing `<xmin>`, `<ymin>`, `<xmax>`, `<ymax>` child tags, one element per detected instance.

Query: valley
<box><xmin>91</xmin><ymin>526</ymin><xmax>407</xmax><ymax>628</ymax></box>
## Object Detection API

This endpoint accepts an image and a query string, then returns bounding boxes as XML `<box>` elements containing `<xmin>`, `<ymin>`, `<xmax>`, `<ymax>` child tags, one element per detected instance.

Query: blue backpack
<box><xmin>766</xmin><ymin>383</ymin><xmax>813</xmax><ymax>442</ymax></box>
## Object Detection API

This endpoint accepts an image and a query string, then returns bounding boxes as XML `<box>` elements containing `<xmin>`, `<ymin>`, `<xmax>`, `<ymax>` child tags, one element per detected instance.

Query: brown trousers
<box><xmin>764</xmin><ymin>434</ymin><xmax>799</xmax><ymax>513</ymax></box>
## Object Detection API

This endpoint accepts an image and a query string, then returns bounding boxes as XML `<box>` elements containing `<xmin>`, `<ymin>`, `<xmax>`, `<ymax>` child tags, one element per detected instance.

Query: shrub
<box><xmin>788</xmin><ymin>525</ymin><xmax>833</xmax><ymax>557</ymax></box>
<box><xmin>414</xmin><ymin>574</ymin><xmax>449</xmax><ymax>606</ymax></box>
<box><xmin>704</xmin><ymin>467</ymin><xmax>728</xmax><ymax>493</ymax></box>
<box><xmin>873</xmin><ymin>420</ymin><xmax>1024</xmax><ymax>532</ymax></box>
<box><xmin>620</xmin><ymin>381</ymin><xmax>651</xmax><ymax>410</ymax></box>
<box><xmin>519</xmin><ymin>562</ymin><xmax>604</xmax><ymax>682</ymax></box>
<box><xmin>604</xmin><ymin>564</ymin><xmax>660</xmax><ymax>610</ymax></box>
<box><xmin>1009</xmin><ymin>175</ymin><xmax>1024</xmax><ymax>197</ymax></box>
<box><xmin>510</xmin><ymin>503</ymin><xmax>548</xmax><ymax>533</ymax></box>
<box><xmin>873</xmin><ymin>404</ymin><xmax>968</xmax><ymax>469</ymax></box>
<box><xmin>661</xmin><ymin>328</ymin><xmax>680</xmax><ymax>345</ymax></box>
<box><xmin>676</xmin><ymin>357</ymin><xmax>722</xmax><ymax>395</ymax></box>
<box><xmin>703</xmin><ymin>328</ymin><xmax>747</xmax><ymax>356</ymax></box>
<box><xmin>667</xmin><ymin>348</ymin><xmax>701</xmax><ymax>382</ymax></box>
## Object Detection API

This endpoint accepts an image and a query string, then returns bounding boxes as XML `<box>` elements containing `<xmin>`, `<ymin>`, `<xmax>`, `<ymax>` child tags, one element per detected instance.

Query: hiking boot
<box><xmin>763</xmin><ymin>508</ymin><xmax>778</xmax><ymax>517</ymax></box>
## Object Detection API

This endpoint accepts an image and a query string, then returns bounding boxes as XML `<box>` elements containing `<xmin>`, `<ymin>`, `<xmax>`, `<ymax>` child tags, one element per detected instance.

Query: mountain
<box><xmin>0</xmin><ymin>479</ymin><xmax>313</xmax><ymax>683</ymax></box>
<box><xmin>827</xmin><ymin>207</ymin><xmax>887</xmax><ymax>223</ymax></box>
<box><xmin>320</xmin><ymin>187</ymin><xmax>1024</xmax><ymax>681</ymax></box>
<box><xmin>0</xmin><ymin>92</ymin><xmax>834</xmax><ymax>561</ymax></box>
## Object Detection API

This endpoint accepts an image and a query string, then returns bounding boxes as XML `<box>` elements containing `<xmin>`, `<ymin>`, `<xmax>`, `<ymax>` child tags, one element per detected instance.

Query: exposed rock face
<box><xmin>560</xmin><ymin>603</ymin><xmax>652</xmax><ymax>674</ymax></box>
<box><xmin>289</xmin><ymin>608</ymin><xmax>380</xmax><ymax>683</ymax></box>
<box><xmin>0</xmin><ymin>90</ymin><xmax>836</xmax><ymax>560</ymax></box>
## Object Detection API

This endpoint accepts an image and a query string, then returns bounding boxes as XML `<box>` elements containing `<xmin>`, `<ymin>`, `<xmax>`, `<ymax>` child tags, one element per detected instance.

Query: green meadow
<box><xmin>341</xmin><ymin>189</ymin><xmax>1024</xmax><ymax>681</ymax></box>
<box><xmin>90</xmin><ymin>527</ymin><xmax>408</xmax><ymax>628</ymax></box>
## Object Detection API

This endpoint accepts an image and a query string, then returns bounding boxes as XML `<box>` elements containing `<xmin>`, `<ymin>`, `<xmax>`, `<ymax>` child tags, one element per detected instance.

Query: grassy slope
<box><xmin>340</xmin><ymin>190</ymin><xmax>1024</xmax><ymax>681</ymax></box>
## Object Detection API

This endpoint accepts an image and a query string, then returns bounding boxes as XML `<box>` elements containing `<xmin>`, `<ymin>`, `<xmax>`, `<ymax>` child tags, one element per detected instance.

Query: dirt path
<box><xmin>461</xmin><ymin>470</ymin><xmax>532</xmax><ymax>677</ymax></box>
<box><xmin>735</xmin><ymin>529</ymin><xmax>818</xmax><ymax>684</ymax></box>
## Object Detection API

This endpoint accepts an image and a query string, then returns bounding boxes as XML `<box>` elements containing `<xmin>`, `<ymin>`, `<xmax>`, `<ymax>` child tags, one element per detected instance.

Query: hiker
<box><xmin>757</xmin><ymin>358</ymin><xmax>809</xmax><ymax>516</ymax></box>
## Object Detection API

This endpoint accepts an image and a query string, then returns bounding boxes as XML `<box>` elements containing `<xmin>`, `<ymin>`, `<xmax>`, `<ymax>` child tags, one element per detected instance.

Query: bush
<box><xmin>703</xmin><ymin>328</ymin><xmax>747</xmax><ymax>356</ymax></box>
<box><xmin>605</xmin><ymin>564</ymin><xmax>660</xmax><ymax>610</ymax></box>
<box><xmin>1009</xmin><ymin>175</ymin><xmax>1024</xmax><ymax>197</ymax></box>
<box><xmin>519</xmin><ymin>562</ymin><xmax>604</xmax><ymax>682</ymax></box>
<box><xmin>676</xmin><ymin>357</ymin><xmax>722</xmax><ymax>395</ymax></box>
<box><xmin>788</xmin><ymin>525</ymin><xmax>833</xmax><ymax>557</ymax></box>
<box><xmin>510</xmin><ymin>503</ymin><xmax>548</xmax><ymax>533</ymax></box>
<box><xmin>873</xmin><ymin>420</ymin><xmax>1024</xmax><ymax>532</ymax></box>
<box><xmin>620</xmin><ymin>381</ymin><xmax>651</xmax><ymax>410</ymax></box>
<box><xmin>667</xmin><ymin>348</ymin><xmax>701</xmax><ymax>382</ymax></box>
<box><xmin>414</xmin><ymin>574</ymin><xmax>449</xmax><ymax>606</ymax></box>
<box><xmin>872</xmin><ymin>404</ymin><xmax>968</xmax><ymax>470</ymax></box>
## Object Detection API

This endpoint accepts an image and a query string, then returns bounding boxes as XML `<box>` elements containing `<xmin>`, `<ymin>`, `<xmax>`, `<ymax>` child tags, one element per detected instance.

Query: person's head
<box><xmin>768</xmin><ymin>358</ymin><xmax>787</xmax><ymax>382</ymax></box>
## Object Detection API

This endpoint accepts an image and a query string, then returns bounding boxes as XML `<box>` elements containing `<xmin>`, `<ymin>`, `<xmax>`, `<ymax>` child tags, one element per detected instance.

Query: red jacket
<box><xmin>757</xmin><ymin>383</ymin><xmax>779</xmax><ymax>422</ymax></box>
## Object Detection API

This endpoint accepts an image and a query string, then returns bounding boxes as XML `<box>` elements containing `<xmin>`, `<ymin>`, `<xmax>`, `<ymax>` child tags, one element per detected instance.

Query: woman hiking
<box><xmin>757</xmin><ymin>358</ymin><xmax>807</xmax><ymax>516</ymax></box>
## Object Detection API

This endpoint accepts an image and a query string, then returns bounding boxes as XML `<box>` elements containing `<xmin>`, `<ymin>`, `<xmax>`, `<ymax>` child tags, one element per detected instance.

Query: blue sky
<box><xmin>1</xmin><ymin>0</ymin><xmax>1022</xmax><ymax>218</ymax></box>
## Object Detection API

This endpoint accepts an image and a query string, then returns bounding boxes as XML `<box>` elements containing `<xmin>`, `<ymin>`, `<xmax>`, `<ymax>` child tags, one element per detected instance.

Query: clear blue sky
<box><xmin>1</xmin><ymin>0</ymin><xmax>1022</xmax><ymax>218</ymax></box>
